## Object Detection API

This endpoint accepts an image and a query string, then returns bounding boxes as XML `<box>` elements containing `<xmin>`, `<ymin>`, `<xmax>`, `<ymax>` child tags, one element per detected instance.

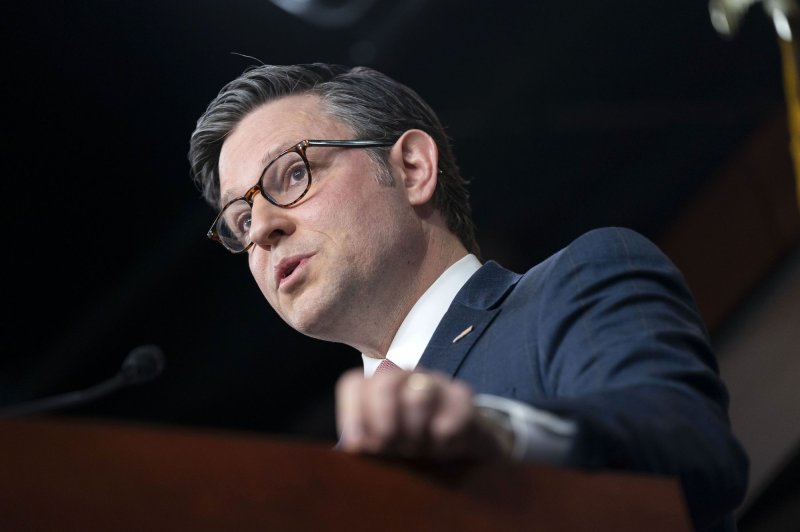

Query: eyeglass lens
<box><xmin>215</xmin><ymin>150</ymin><xmax>311</xmax><ymax>252</ymax></box>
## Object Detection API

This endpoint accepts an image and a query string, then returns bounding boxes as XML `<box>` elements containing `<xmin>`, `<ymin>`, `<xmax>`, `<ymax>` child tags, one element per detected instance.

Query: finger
<box><xmin>397</xmin><ymin>372</ymin><xmax>441</xmax><ymax>455</ymax></box>
<box><xmin>428</xmin><ymin>378</ymin><xmax>474</xmax><ymax>459</ymax></box>
<box><xmin>359</xmin><ymin>370</ymin><xmax>407</xmax><ymax>453</ymax></box>
<box><xmin>335</xmin><ymin>368</ymin><xmax>367</xmax><ymax>452</ymax></box>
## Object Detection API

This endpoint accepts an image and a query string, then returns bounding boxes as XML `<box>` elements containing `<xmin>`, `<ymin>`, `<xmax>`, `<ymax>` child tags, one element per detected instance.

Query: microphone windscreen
<box><xmin>120</xmin><ymin>344</ymin><xmax>165</xmax><ymax>384</ymax></box>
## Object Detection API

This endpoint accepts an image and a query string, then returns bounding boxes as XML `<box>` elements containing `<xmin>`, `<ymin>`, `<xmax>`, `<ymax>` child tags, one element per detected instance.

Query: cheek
<box><xmin>302</xmin><ymin>186</ymin><xmax>363</xmax><ymax>241</ymax></box>
<box><xmin>248</xmin><ymin>251</ymin><xmax>273</xmax><ymax>295</ymax></box>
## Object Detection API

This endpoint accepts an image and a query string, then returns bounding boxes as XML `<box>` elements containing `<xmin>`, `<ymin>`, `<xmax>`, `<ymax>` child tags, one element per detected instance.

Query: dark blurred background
<box><xmin>4</xmin><ymin>1</ymin><xmax>799</xmax><ymax>530</ymax></box>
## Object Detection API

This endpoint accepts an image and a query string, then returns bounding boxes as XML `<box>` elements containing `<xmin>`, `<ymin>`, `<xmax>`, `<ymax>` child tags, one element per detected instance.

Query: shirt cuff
<box><xmin>473</xmin><ymin>394</ymin><xmax>577</xmax><ymax>464</ymax></box>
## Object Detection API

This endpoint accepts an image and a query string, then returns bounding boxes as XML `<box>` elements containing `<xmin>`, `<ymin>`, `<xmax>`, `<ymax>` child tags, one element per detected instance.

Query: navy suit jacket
<box><xmin>418</xmin><ymin>227</ymin><xmax>748</xmax><ymax>531</ymax></box>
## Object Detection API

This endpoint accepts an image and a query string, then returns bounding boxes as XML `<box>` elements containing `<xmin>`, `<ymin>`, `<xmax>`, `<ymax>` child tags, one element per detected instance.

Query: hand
<box><xmin>335</xmin><ymin>368</ymin><xmax>514</xmax><ymax>461</ymax></box>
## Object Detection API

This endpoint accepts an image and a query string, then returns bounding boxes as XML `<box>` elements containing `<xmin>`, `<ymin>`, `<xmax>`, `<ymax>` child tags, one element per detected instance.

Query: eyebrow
<box><xmin>219</xmin><ymin>188</ymin><xmax>244</xmax><ymax>208</ymax></box>
<box><xmin>259</xmin><ymin>140</ymin><xmax>297</xmax><ymax>167</ymax></box>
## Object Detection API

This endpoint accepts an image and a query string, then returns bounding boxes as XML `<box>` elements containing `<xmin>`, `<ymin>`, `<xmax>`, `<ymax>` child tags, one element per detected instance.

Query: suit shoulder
<box><xmin>564</xmin><ymin>226</ymin><xmax>671</xmax><ymax>264</ymax></box>
<box><xmin>505</xmin><ymin>227</ymin><xmax>679</xmax><ymax>299</ymax></box>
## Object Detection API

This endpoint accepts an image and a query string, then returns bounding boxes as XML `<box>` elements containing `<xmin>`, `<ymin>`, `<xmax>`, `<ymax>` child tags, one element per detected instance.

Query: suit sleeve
<box><xmin>528</xmin><ymin>227</ymin><xmax>748</xmax><ymax>531</ymax></box>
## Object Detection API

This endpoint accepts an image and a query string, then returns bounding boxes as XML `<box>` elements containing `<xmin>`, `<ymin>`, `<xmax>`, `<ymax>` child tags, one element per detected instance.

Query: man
<box><xmin>189</xmin><ymin>63</ymin><xmax>747</xmax><ymax>531</ymax></box>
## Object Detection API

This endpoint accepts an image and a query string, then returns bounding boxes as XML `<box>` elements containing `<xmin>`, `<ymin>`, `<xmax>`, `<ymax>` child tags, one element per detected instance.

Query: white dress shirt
<box><xmin>361</xmin><ymin>254</ymin><xmax>576</xmax><ymax>463</ymax></box>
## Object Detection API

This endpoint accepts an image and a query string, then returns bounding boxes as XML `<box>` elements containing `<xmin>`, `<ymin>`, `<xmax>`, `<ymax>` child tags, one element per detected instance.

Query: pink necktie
<box><xmin>374</xmin><ymin>358</ymin><xmax>401</xmax><ymax>376</ymax></box>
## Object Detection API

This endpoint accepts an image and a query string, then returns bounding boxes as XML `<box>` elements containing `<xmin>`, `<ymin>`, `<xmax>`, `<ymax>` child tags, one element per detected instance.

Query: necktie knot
<box><xmin>374</xmin><ymin>358</ymin><xmax>401</xmax><ymax>376</ymax></box>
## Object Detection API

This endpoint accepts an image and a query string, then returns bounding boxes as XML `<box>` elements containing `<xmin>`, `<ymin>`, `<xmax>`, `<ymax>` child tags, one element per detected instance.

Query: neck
<box><xmin>356</xmin><ymin>229</ymin><xmax>469</xmax><ymax>358</ymax></box>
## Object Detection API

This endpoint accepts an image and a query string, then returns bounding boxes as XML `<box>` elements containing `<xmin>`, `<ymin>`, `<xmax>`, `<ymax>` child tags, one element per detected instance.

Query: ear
<box><xmin>388</xmin><ymin>129</ymin><xmax>439</xmax><ymax>206</ymax></box>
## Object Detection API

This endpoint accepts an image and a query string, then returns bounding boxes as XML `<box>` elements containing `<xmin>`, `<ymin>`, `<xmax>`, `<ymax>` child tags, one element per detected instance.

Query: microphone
<box><xmin>0</xmin><ymin>344</ymin><xmax>165</xmax><ymax>418</ymax></box>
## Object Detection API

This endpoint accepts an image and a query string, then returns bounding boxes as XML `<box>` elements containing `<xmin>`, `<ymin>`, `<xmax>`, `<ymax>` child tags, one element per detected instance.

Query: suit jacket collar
<box><xmin>417</xmin><ymin>261</ymin><xmax>521</xmax><ymax>376</ymax></box>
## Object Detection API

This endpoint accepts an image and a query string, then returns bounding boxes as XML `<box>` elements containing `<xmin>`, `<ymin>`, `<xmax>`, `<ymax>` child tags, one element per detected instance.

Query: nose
<box><xmin>248</xmin><ymin>194</ymin><xmax>296</xmax><ymax>250</ymax></box>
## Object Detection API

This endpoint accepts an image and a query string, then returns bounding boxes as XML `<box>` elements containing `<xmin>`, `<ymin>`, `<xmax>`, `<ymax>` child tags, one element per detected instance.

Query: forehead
<box><xmin>218</xmin><ymin>94</ymin><xmax>353</xmax><ymax>199</ymax></box>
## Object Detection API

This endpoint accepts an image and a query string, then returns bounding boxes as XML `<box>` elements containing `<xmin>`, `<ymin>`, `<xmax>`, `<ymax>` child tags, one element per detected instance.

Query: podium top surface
<box><xmin>0</xmin><ymin>417</ymin><xmax>691</xmax><ymax>531</ymax></box>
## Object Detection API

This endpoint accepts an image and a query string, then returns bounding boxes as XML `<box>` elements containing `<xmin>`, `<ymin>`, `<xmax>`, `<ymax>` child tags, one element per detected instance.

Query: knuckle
<box><xmin>402</xmin><ymin>388</ymin><xmax>433</xmax><ymax>410</ymax></box>
<box><xmin>336</xmin><ymin>369</ymin><xmax>363</xmax><ymax>393</ymax></box>
<box><xmin>450</xmin><ymin>380</ymin><xmax>473</xmax><ymax>402</ymax></box>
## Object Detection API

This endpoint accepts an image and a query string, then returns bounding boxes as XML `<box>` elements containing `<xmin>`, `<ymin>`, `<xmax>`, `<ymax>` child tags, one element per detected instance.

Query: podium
<box><xmin>0</xmin><ymin>417</ymin><xmax>691</xmax><ymax>531</ymax></box>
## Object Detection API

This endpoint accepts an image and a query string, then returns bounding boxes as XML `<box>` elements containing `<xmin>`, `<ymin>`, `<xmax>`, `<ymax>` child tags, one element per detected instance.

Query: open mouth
<box><xmin>282</xmin><ymin>263</ymin><xmax>298</xmax><ymax>279</ymax></box>
<box><xmin>276</xmin><ymin>254</ymin><xmax>313</xmax><ymax>288</ymax></box>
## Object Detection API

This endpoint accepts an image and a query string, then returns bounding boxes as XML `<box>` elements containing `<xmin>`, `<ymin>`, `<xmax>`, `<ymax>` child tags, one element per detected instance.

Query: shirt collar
<box><xmin>362</xmin><ymin>254</ymin><xmax>482</xmax><ymax>377</ymax></box>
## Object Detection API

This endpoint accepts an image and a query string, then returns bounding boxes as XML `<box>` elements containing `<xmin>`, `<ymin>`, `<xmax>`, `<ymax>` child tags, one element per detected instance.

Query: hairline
<box><xmin>216</xmin><ymin>93</ymin><xmax>395</xmax><ymax>208</ymax></box>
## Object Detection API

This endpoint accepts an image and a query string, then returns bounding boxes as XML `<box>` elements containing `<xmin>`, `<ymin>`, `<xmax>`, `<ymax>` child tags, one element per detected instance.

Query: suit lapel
<box><xmin>418</xmin><ymin>261</ymin><xmax>520</xmax><ymax>377</ymax></box>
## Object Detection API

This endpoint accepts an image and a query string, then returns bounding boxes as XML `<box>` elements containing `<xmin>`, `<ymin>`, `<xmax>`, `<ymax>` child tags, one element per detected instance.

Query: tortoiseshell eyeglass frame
<box><xmin>207</xmin><ymin>139</ymin><xmax>396</xmax><ymax>253</ymax></box>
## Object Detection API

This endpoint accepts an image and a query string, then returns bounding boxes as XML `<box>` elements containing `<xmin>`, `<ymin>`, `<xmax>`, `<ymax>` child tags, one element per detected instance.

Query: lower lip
<box><xmin>278</xmin><ymin>256</ymin><xmax>313</xmax><ymax>291</ymax></box>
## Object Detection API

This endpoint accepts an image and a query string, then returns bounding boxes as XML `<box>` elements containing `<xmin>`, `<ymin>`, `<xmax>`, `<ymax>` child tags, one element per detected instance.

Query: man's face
<box><xmin>218</xmin><ymin>95</ymin><xmax>424</xmax><ymax>349</ymax></box>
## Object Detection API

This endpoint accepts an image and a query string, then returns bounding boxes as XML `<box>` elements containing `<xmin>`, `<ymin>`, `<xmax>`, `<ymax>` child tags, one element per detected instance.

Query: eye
<box><xmin>234</xmin><ymin>210</ymin><xmax>252</xmax><ymax>236</ymax></box>
<box><xmin>262</xmin><ymin>150</ymin><xmax>309</xmax><ymax>204</ymax></box>
<box><xmin>281</xmin><ymin>160</ymin><xmax>308</xmax><ymax>190</ymax></box>
<box><xmin>220</xmin><ymin>200</ymin><xmax>252</xmax><ymax>245</ymax></box>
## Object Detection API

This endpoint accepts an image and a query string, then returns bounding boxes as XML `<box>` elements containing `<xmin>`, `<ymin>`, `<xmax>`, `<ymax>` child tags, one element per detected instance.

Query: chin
<box><xmin>281</xmin><ymin>301</ymin><xmax>334</xmax><ymax>340</ymax></box>
<box><xmin>274</xmin><ymin>281</ymin><xmax>357</xmax><ymax>343</ymax></box>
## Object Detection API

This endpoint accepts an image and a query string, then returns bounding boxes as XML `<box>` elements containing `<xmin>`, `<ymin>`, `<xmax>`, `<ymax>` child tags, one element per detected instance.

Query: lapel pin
<box><xmin>452</xmin><ymin>325</ymin><xmax>474</xmax><ymax>343</ymax></box>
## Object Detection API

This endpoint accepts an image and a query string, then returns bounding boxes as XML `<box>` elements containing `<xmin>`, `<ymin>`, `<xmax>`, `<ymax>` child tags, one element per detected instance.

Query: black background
<box><xmin>4</xmin><ymin>1</ymin><xmax>784</xmax><ymax>446</ymax></box>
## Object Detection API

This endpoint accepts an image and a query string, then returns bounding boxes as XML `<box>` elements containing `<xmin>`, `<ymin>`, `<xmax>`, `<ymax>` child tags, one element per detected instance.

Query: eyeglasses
<box><xmin>207</xmin><ymin>139</ymin><xmax>395</xmax><ymax>253</ymax></box>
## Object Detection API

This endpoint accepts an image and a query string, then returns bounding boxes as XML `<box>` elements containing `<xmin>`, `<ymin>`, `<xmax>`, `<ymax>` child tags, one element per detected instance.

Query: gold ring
<box><xmin>405</xmin><ymin>372</ymin><xmax>436</xmax><ymax>393</ymax></box>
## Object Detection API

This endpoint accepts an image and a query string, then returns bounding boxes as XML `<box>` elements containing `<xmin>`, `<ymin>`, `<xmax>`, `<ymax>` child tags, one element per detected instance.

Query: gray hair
<box><xmin>188</xmin><ymin>63</ymin><xmax>480</xmax><ymax>256</ymax></box>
